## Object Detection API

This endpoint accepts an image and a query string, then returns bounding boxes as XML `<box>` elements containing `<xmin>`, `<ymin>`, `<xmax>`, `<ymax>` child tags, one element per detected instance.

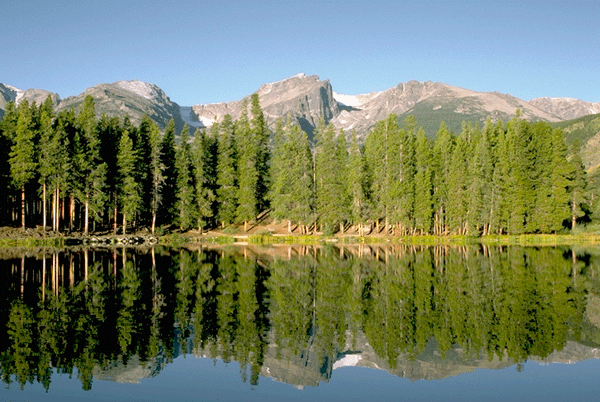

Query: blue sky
<box><xmin>1</xmin><ymin>0</ymin><xmax>598</xmax><ymax>106</ymax></box>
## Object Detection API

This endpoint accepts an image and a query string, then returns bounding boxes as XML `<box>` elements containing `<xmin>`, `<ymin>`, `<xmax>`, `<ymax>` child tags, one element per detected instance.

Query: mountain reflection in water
<box><xmin>1</xmin><ymin>244</ymin><xmax>599</xmax><ymax>392</ymax></box>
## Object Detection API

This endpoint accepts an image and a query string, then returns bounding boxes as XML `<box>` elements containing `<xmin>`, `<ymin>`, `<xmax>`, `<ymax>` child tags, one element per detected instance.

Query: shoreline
<box><xmin>2</xmin><ymin>229</ymin><xmax>600</xmax><ymax>248</ymax></box>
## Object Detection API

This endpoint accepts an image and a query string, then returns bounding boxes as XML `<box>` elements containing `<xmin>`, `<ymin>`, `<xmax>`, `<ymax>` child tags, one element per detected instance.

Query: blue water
<box><xmin>3</xmin><ymin>357</ymin><xmax>599</xmax><ymax>402</ymax></box>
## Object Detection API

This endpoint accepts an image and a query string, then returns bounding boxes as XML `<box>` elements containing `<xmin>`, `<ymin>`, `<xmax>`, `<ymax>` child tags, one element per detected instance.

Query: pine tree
<box><xmin>117</xmin><ymin>130</ymin><xmax>141</xmax><ymax>234</ymax></box>
<box><xmin>9</xmin><ymin>100</ymin><xmax>37</xmax><ymax>229</ymax></box>
<box><xmin>97</xmin><ymin>114</ymin><xmax>123</xmax><ymax>232</ymax></box>
<box><xmin>431</xmin><ymin>122</ymin><xmax>454</xmax><ymax>235</ymax></box>
<box><xmin>413</xmin><ymin>128</ymin><xmax>433</xmax><ymax>234</ymax></box>
<box><xmin>396</xmin><ymin>117</ymin><xmax>417</xmax><ymax>234</ymax></box>
<box><xmin>315</xmin><ymin>121</ymin><xmax>346</xmax><ymax>233</ymax></box>
<box><xmin>528</xmin><ymin>122</ymin><xmax>555</xmax><ymax>232</ymax></box>
<box><xmin>489</xmin><ymin>127</ymin><xmax>510</xmax><ymax>234</ymax></box>
<box><xmin>135</xmin><ymin>114</ymin><xmax>155</xmax><ymax>225</ymax></box>
<box><xmin>250</xmin><ymin>93</ymin><xmax>270</xmax><ymax>214</ymax></box>
<box><xmin>568</xmin><ymin>140</ymin><xmax>588</xmax><ymax>231</ymax></box>
<box><xmin>192</xmin><ymin>128</ymin><xmax>216</xmax><ymax>231</ymax></box>
<box><xmin>236</xmin><ymin>100</ymin><xmax>258</xmax><ymax>230</ymax></box>
<box><xmin>148</xmin><ymin>120</ymin><xmax>164</xmax><ymax>234</ymax></box>
<box><xmin>288</xmin><ymin>125</ymin><xmax>314</xmax><ymax>233</ymax></box>
<box><xmin>446</xmin><ymin>134</ymin><xmax>469</xmax><ymax>234</ymax></box>
<box><xmin>159</xmin><ymin>118</ymin><xmax>177</xmax><ymax>227</ymax></box>
<box><xmin>347</xmin><ymin>130</ymin><xmax>368</xmax><ymax>235</ymax></box>
<box><xmin>51</xmin><ymin>110</ymin><xmax>77</xmax><ymax>232</ymax></box>
<box><xmin>505</xmin><ymin>114</ymin><xmax>535</xmax><ymax>234</ymax></box>
<box><xmin>0</xmin><ymin>117</ymin><xmax>10</xmax><ymax>226</ymax></box>
<box><xmin>466</xmin><ymin>126</ymin><xmax>492</xmax><ymax>235</ymax></box>
<box><xmin>364</xmin><ymin>114</ymin><xmax>401</xmax><ymax>233</ymax></box>
<box><xmin>0</xmin><ymin>101</ymin><xmax>18</xmax><ymax>226</ymax></box>
<box><xmin>547</xmin><ymin>127</ymin><xmax>574</xmax><ymax>232</ymax></box>
<box><xmin>76</xmin><ymin>95</ymin><xmax>107</xmax><ymax>234</ymax></box>
<box><xmin>37</xmin><ymin>96</ymin><xmax>55</xmax><ymax>230</ymax></box>
<box><xmin>335</xmin><ymin>129</ymin><xmax>350</xmax><ymax>232</ymax></box>
<box><xmin>175</xmin><ymin>125</ymin><xmax>198</xmax><ymax>230</ymax></box>
<box><xmin>270</xmin><ymin>122</ymin><xmax>314</xmax><ymax>233</ymax></box>
<box><xmin>216</xmin><ymin>114</ymin><xmax>238</xmax><ymax>226</ymax></box>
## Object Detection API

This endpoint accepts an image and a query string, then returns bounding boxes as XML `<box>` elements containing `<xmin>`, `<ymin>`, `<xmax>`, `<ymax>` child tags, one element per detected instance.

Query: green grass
<box><xmin>0</xmin><ymin>237</ymin><xmax>65</xmax><ymax>248</ymax></box>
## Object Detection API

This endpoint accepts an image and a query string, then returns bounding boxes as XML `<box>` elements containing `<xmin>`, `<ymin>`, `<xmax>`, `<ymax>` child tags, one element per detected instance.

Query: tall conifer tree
<box><xmin>9</xmin><ymin>100</ymin><xmax>36</xmax><ymax>229</ymax></box>
<box><xmin>159</xmin><ymin>118</ymin><xmax>177</xmax><ymax>227</ymax></box>
<box><xmin>216</xmin><ymin>114</ymin><xmax>238</xmax><ymax>226</ymax></box>
<box><xmin>117</xmin><ymin>130</ymin><xmax>141</xmax><ymax>234</ymax></box>
<box><xmin>413</xmin><ymin>128</ymin><xmax>433</xmax><ymax>234</ymax></box>
<box><xmin>175</xmin><ymin>125</ymin><xmax>198</xmax><ymax>230</ymax></box>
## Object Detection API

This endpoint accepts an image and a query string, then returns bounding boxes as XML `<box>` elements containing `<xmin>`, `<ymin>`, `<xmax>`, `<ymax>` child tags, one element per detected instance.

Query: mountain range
<box><xmin>2</xmin><ymin>74</ymin><xmax>600</xmax><ymax>164</ymax></box>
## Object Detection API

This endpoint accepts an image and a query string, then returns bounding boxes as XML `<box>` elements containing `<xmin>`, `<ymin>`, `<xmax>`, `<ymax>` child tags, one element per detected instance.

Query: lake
<box><xmin>1</xmin><ymin>243</ymin><xmax>600</xmax><ymax>401</ymax></box>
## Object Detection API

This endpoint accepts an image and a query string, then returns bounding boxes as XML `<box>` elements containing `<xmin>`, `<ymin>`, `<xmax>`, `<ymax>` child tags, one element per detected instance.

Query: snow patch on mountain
<box><xmin>179</xmin><ymin>106</ymin><xmax>205</xmax><ymax>128</ymax></box>
<box><xmin>116</xmin><ymin>80</ymin><xmax>160</xmax><ymax>100</ymax></box>
<box><xmin>333</xmin><ymin>92</ymin><xmax>362</xmax><ymax>108</ymax></box>
<box><xmin>333</xmin><ymin>354</ymin><xmax>362</xmax><ymax>370</ymax></box>
<box><xmin>2</xmin><ymin>84</ymin><xmax>25</xmax><ymax>104</ymax></box>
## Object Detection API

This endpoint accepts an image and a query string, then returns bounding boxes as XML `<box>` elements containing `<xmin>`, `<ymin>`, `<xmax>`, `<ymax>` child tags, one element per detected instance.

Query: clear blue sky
<box><xmin>1</xmin><ymin>0</ymin><xmax>598</xmax><ymax>106</ymax></box>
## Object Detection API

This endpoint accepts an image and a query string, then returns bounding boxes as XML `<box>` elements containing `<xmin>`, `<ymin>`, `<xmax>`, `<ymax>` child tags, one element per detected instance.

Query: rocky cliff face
<box><xmin>57</xmin><ymin>80</ymin><xmax>184</xmax><ymax>132</ymax></box>
<box><xmin>529</xmin><ymin>97</ymin><xmax>600</xmax><ymax>121</ymax></box>
<box><xmin>192</xmin><ymin>74</ymin><xmax>339</xmax><ymax>138</ymax></box>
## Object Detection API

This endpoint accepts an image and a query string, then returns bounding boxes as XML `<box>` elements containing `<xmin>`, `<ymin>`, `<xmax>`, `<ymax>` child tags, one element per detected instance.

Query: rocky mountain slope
<box><xmin>530</xmin><ymin>97</ymin><xmax>600</xmax><ymax>121</ymax></box>
<box><xmin>2</xmin><ymin>75</ymin><xmax>599</xmax><ymax>142</ymax></box>
<box><xmin>190</xmin><ymin>75</ymin><xmax>587</xmax><ymax>141</ymax></box>
<box><xmin>57</xmin><ymin>80</ymin><xmax>184</xmax><ymax>132</ymax></box>
<box><xmin>0</xmin><ymin>83</ymin><xmax>59</xmax><ymax>119</ymax></box>
<box><xmin>330</xmin><ymin>80</ymin><xmax>561</xmax><ymax>140</ymax></box>
<box><xmin>192</xmin><ymin>73</ymin><xmax>339</xmax><ymax>138</ymax></box>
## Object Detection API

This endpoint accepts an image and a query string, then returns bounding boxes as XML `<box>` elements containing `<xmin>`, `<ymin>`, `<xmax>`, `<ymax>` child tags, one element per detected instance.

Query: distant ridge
<box><xmin>1</xmin><ymin>74</ymin><xmax>598</xmax><ymax>140</ymax></box>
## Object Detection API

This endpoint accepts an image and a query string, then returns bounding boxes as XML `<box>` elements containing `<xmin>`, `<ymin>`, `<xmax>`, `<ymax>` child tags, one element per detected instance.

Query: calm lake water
<box><xmin>1</xmin><ymin>244</ymin><xmax>600</xmax><ymax>401</ymax></box>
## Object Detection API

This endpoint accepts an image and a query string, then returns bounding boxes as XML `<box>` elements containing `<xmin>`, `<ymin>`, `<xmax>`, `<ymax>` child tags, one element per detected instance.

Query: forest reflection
<box><xmin>1</xmin><ymin>244</ymin><xmax>599</xmax><ymax>391</ymax></box>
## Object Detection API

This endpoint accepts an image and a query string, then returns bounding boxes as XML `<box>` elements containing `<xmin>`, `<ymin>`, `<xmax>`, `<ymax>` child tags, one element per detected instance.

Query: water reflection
<box><xmin>0</xmin><ymin>244</ymin><xmax>599</xmax><ymax>391</ymax></box>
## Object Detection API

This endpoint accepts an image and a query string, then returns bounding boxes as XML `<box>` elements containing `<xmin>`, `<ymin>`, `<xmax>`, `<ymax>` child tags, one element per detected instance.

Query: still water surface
<box><xmin>1</xmin><ymin>244</ymin><xmax>600</xmax><ymax>401</ymax></box>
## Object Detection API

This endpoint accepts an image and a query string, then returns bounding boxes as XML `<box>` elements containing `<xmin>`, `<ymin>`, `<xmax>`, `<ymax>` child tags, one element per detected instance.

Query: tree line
<box><xmin>0</xmin><ymin>94</ymin><xmax>590</xmax><ymax>235</ymax></box>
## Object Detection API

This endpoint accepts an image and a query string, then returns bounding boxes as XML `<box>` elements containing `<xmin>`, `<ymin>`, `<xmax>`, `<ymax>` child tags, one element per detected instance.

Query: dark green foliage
<box><xmin>159</xmin><ymin>118</ymin><xmax>177</xmax><ymax>226</ymax></box>
<box><xmin>216</xmin><ymin>115</ymin><xmax>238</xmax><ymax>226</ymax></box>
<box><xmin>270</xmin><ymin>122</ymin><xmax>314</xmax><ymax>232</ymax></box>
<box><xmin>347</xmin><ymin>130</ymin><xmax>368</xmax><ymax>230</ymax></box>
<box><xmin>117</xmin><ymin>129</ymin><xmax>141</xmax><ymax>233</ymax></box>
<box><xmin>315</xmin><ymin>121</ymin><xmax>348</xmax><ymax>232</ymax></box>
<box><xmin>9</xmin><ymin>100</ymin><xmax>37</xmax><ymax>229</ymax></box>
<box><xmin>175</xmin><ymin>125</ymin><xmax>198</xmax><ymax>230</ymax></box>
<box><xmin>250</xmin><ymin>93</ymin><xmax>270</xmax><ymax>213</ymax></box>
<box><xmin>235</xmin><ymin>101</ymin><xmax>257</xmax><ymax>226</ymax></box>
<box><xmin>413</xmin><ymin>128</ymin><xmax>433</xmax><ymax>234</ymax></box>
<box><xmin>192</xmin><ymin>128</ymin><xmax>217</xmax><ymax>230</ymax></box>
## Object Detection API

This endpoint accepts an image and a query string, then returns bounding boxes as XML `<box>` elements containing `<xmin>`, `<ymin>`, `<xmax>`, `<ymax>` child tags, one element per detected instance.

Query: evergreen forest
<box><xmin>0</xmin><ymin>94</ymin><xmax>593</xmax><ymax>236</ymax></box>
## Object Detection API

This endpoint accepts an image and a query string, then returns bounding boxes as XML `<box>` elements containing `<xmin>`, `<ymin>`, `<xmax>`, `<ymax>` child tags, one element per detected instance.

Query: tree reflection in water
<box><xmin>0</xmin><ymin>244</ymin><xmax>597</xmax><ymax>391</ymax></box>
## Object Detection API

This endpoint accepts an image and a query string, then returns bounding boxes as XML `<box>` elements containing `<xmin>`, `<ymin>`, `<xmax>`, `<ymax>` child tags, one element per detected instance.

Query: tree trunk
<box><xmin>69</xmin><ymin>196</ymin><xmax>75</xmax><ymax>231</ymax></box>
<box><xmin>572</xmin><ymin>200</ymin><xmax>577</xmax><ymax>231</ymax></box>
<box><xmin>152</xmin><ymin>213</ymin><xmax>156</xmax><ymax>235</ymax></box>
<box><xmin>113</xmin><ymin>204</ymin><xmax>118</xmax><ymax>234</ymax></box>
<box><xmin>123</xmin><ymin>214</ymin><xmax>127</xmax><ymax>235</ymax></box>
<box><xmin>84</xmin><ymin>194</ymin><xmax>89</xmax><ymax>235</ymax></box>
<box><xmin>21</xmin><ymin>185</ymin><xmax>25</xmax><ymax>230</ymax></box>
<box><xmin>42</xmin><ymin>182</ymin><xmax>47</xmax><ymax>231</ymax></box>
